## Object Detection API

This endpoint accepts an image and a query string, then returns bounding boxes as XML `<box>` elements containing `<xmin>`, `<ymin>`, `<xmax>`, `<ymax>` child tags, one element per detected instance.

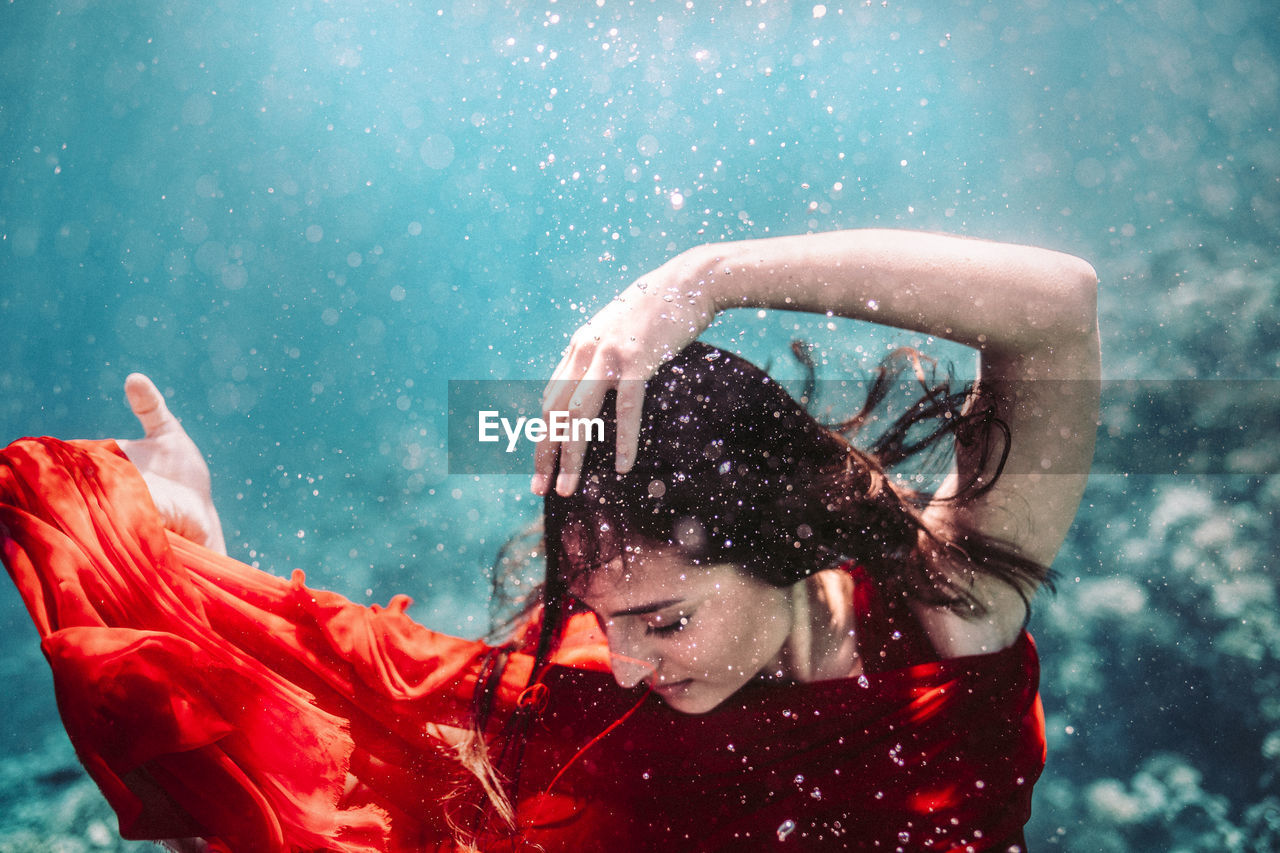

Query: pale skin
<box><xmin>536</xmin><ymin>229</ymin><xmax>1100</xmax><ymax>701</ymax></box>
<box><xmin>574</xmin><ymin>545</ymin><xmax>860</xmax><ymax>715</ymax></box>
<box><xmin>115</xmin><ymin>373</ymin><xmax>226</xmax><ymax>556</ymax></box>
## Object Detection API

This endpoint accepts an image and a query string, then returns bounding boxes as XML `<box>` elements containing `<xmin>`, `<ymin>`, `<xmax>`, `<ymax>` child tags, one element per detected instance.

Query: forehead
<box><xmin>572</xmin><ymin>544</ymin><xmax>721</xmax><ymax>612</ymax></box>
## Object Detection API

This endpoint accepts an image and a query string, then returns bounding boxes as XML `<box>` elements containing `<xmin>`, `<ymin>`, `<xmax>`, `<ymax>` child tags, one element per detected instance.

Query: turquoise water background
<box><xmin>2</xmin><ymin>0</ymin><xmax>1278</xmax><ymax>849</ymax></box>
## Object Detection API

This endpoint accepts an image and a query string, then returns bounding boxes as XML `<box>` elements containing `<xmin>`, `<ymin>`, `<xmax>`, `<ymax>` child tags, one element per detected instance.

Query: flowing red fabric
<box><xmin>0</xmin><ymin>437</ymin><xmax>1045</xmax><ymax>852</ymax></box>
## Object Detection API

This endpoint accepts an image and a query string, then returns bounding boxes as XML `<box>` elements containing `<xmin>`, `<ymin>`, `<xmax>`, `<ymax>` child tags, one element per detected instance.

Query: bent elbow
<box><xmin>1069</xmin><ymin>257</ymin><xmax>1099</xmax><ymax>305</ymax></box>
<box><xmin>1070</xmin><ymin>255</ymin><xmax>1098</xmax><ymax>289</ymax></box>
<box><xmin>1053</xmin><ymin>256</ymin><xmax>1099</xmax><ymax>340</ymax></box>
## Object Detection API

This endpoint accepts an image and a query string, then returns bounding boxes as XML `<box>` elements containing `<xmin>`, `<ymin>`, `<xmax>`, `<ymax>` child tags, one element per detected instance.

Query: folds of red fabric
<box><xmin>0</xmin><ymin>437</ymin><xmax>1045</xmax><ymax>852</ymax></box>
<box><xmin>0</xmin><ymin>438</ymin><xmax>600</xmax><ymax>851</ymax></box>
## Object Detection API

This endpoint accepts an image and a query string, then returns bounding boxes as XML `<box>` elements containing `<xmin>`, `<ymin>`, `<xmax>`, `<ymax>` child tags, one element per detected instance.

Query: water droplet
<box><xmin>857</xmin><ymin>675</ymin><xmax>870</xmax><ymax>688</ymax></box>
<box><xmin>810</xmin><ymin>787</ymin><xmax>822</xmax><ymax>800</ymax></box>
<box><xmin>793</xmin><ymin>774</ymin><xmax>805</xmax><ymax>785</ymax></box>
<box><xmin>776</xmin><ymin>819</ymin><xmax>796</xmax><ymax>841</ymax></box>
<box><xmin>419</xmin><ymin>134</ymin><xmax>455</xmax><ymax>170</ymax></box>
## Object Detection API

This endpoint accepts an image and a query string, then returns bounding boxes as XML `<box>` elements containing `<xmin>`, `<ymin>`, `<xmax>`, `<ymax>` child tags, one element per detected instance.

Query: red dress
<box><xmin>0</xmin><ymin>437</ymin><xmax>1045</xmax><ymax>852</ymax></box>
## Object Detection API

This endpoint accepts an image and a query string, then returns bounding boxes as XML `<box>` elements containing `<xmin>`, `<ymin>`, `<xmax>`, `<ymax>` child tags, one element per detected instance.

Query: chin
<box><xmin>657</xmin><ymin>686</ymin><xmax>728</xmax><ymax>715</ymax></box>
<box><xmin>663</xmin><ymin>696</ymin><xmax>720</xmax><ymax>715</ymax></box>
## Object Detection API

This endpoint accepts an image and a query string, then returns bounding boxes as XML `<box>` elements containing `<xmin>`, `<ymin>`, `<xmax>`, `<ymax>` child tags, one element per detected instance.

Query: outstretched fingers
<box><xmin>551</xmin><ymin>377</ymin><xmax>611</xmax><ymax>496</ymax></box>
<box><xmin>612</xmin><ymin>379</ymin><xmax>644</xmax><ymax>473</ymax></box>
<box><xmin>125</xmin><ymin>373</ymin><xmax>178</xmax><ymax>438</ymax></box>
<box><xmin>533</xmin><ymin>337</ymin><xmax>627</xmax><ymax>496</ymax></box>
<box><xmin>533</xmin><ymin>349</ymin><xmax>587</xmax><ymax>495</ymax></box>
<box><xmin>117</xmin><ymin>373</ymin><xmax>227</xmax><ymax>554</ymax></box>
<box><xmin>533</xmin><ymin>284</ymin><xmax>695</xmax><ymax>495</ymax></box>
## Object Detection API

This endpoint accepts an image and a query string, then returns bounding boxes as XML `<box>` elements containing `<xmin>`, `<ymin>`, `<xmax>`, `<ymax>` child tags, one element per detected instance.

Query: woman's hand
<box><xmin>533</xmin><ymin>252</ymin><xmax>718</xmax><ymax>497</ymax></box>
<box><xmin>116</xmin><ymin>374</ymin><xmax>227</xmax><ymax>555</ymax></box>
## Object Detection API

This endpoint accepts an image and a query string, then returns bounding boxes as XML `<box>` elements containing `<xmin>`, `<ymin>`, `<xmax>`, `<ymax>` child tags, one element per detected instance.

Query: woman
<box><xmin>509</xmin><ymin>229</ymin><xmax>1099</xmax><ymax>850</ymax></box>
<box><xmin>0</xmin><ymin>229</ymin><xmax>1098</xmax><ymax>851</ymax></box>
<box><xmin>535</xmin><ymin>227</ymin><xmax>1097</xmax><ymax>661</ymax></box>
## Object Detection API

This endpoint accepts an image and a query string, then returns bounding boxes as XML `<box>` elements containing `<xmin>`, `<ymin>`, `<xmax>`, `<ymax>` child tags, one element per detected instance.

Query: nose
<box><xmin>608</xmin><ymin>645</ymin><xmax>658</xmax><ymax>690</ymax></box>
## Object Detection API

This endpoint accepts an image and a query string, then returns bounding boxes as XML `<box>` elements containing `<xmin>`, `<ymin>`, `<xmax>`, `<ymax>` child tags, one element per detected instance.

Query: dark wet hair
<box><xmin>537</xmin><ymin>341</ymin><xmax>1049</xmax><ymax>647</ymax></box>
<box><xmin>468</xmin><ymin>340</ymin><xmax>1051</xmax><ymax>839</ymax></box>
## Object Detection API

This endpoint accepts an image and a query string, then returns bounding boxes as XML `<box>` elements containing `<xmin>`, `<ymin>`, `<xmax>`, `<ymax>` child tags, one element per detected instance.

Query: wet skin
<box><xmin>572</xmin><ymin>544</ymin><xmax>799</xmax><ymax>715</ymax></box>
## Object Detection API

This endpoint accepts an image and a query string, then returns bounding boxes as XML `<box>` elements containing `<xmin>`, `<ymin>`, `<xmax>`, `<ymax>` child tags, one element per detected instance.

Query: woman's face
<box><xmin>571</xmin><ymin>542</ymin><xmax>794</xmax><ymax>714</ymax></box>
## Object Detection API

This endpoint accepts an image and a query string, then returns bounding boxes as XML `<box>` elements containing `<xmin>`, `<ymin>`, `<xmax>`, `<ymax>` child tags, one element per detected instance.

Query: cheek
<box><xmin>677</xmin><ymin>594</ymin><xmax>790</xmax><ymax>677</ymax></box>
<box><xmin>654</xmin><ymin>620</ymin><xmax>732</xmax><ymax>677</ymax></box>
<box><xmin>740</xmin><ymin>598</ymin><xmax>792</xmax><ymax>661</ymax></box>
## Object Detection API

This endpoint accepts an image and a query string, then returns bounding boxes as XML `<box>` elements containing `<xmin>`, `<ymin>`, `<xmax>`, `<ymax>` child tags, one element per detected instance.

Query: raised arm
<box><xmin>535</xmin><ymin>230</ymin><xmax>1100</xmax><ymax>648</ymax></box>
<box><xmin>673</xmin><ymin>229</ymin><xmax>1099</xmax><ymax>554</ymax></box>
<box><xmin>691</xmin><ymin>229</ymin><xmax>1095</xmax><ymax>356</ymax></box>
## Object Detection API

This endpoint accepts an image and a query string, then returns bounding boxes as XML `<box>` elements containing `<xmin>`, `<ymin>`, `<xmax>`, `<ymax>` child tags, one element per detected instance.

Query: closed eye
<box><xmin>645</xmin><ymin>614</ymin><xmax>691</xmax><ymax>637</ymax></box>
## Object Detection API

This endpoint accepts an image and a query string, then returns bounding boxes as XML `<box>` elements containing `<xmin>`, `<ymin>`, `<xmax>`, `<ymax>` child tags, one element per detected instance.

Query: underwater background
<box><xmin>1</xmin><ymin>0</ymin><xmax>1277</xmax><ymax>849</ymax></box>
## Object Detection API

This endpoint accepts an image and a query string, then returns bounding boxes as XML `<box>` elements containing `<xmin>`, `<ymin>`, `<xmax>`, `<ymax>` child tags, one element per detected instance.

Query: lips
<box><xmin>650</xmin><ymin>678</ymin><xmax>694</xmax><ymax>695</ymax></box>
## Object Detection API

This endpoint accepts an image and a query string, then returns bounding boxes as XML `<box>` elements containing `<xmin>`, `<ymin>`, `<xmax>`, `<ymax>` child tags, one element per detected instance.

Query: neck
<box><xmin>777</xmin><ymin>569</ymin><xmax>860</xmax><ymax>683</ymax></box>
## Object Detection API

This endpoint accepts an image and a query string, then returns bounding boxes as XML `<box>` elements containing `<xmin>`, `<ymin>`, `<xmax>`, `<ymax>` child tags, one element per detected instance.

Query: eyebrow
<box><xmin>608</xmin><ymin>598</ymin><xmax>685</xmax><ymax>618</ymax></box>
